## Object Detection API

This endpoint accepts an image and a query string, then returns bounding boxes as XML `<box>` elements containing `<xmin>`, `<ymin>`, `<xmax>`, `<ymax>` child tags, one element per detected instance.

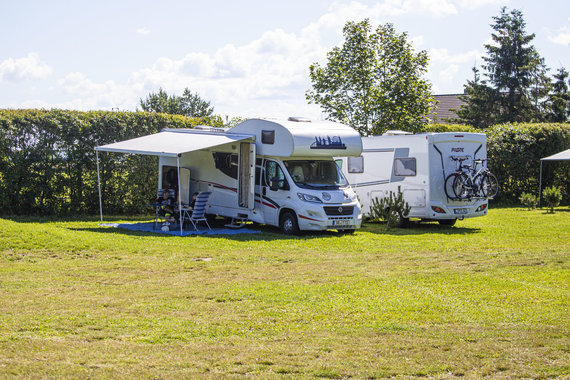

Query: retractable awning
<box><xmin>94</xmin><ymin>129</ymin><xmax>254</xmax><ymax>233</ymax></box>
<box><xmin>541</xmin><ymin>148</ymin><xmax>570</xmax><ymax>161</ymax></box>
<box><xmin>95</xmin><ymin>130</ymin><xmax>254</xmax><ymax>157</ymax></box>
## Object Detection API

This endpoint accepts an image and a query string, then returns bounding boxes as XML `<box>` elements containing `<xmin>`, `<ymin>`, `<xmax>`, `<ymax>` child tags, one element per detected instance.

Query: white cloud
<box><xmin>137</xmin><ymin>27</ymin><xmax>151</xmax><ymax>35</ymax></box>
<box><xmin>429</xmin><ymin>48</ymin><xmax>480</xmax><ymax>64</ymax></box>
<box><xmin>549</xmin><ymin>26</ymin><xmax>570</xmax><ymax>46</ymax></box>
<box><xmin>12</xmin><ymin>0</ymin><xmax>509</xmax><ymax>116</ymax></box>
<box><xmin>0</xmin><ymin>53</ymin><xmax>52</xmax><ymax>82</ymax></box>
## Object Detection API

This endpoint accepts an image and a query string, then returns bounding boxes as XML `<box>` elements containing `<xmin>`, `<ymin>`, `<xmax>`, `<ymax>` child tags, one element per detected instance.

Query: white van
<box><xmin>96</xmin><ymin>117</ymin><xmax>363</xmax><ymax>234</ymax></box>
<box><xmin>337</xmin><ymin>131</ymin><xmax>490</xmax><ymax>226</ymax></box>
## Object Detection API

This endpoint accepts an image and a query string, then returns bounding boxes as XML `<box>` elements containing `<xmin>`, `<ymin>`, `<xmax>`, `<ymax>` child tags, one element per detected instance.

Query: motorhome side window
<box><xmin>265</xmin><ymin>161</ymin><xmax>287</xmax><ymax>190</ymax></box>
<box><xmin>212</xmin><ymin>152</ymin><xmax>238</xmax><ymax>179</ymax></box>
<box><xmin>347</xmin><ymin>156</ymin><xmax>364</xmax><ymax>173</ymax></box>
<box><xmin>261</xmin><ymin>130</ymin><xmax>275</xmax><ymax>144</ymax></box>
<box><xmin>393</xmin><ymin>158</ymin><xmax>416</xmax><ymax>176</ymax></box>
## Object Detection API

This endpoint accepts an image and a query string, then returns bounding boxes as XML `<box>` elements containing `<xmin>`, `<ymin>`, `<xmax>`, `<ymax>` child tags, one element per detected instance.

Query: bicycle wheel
<box><xmin>452</xmin><ymin>172</ymin><xmax>472</xmax><ymax>199</ymax></box>
<box><xmin>444</xmin><ymin>173</ymin><xmax>459</xmax><ymax>199</ymax></box>
<box><xmin>480</xmin><ymin>172</ymin><xmax>499</xmax><ymax>198</ymax></box>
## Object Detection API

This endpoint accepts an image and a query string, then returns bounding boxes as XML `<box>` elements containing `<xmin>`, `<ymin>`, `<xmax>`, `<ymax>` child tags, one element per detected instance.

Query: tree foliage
<box><xmin>549</xmin><ymin>67</ymin><xmax>570</xmax><ymax>122</ymax></box>
<box><xmin>458</xmin><ymin>7</ymin><xmax>563</xmax><ymax>127</ymax></box>
<box><xmin>140</xmin><ymin>88</ymin><xmax>214</xmax><ymax>118</ymax></box>
<box><xmin>306</xmin><ymin>19</ymin><xmax>433</xmax><ymax>136</ymax></box>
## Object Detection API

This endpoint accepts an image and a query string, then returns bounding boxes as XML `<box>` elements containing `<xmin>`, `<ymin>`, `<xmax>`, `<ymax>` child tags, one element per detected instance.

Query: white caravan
<box><xmin>96</xmin><ymin>118</ymin><xmax>363</xmax><ymax>234</ymax></box>
<box><xmin>337</xmin><ymin>131</ymin><xmax>489</xmax><ymax>226</ymax></box>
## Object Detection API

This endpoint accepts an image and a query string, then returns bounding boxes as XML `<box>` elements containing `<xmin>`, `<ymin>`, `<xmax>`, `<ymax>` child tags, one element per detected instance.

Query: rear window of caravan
<box><xmin>394</xmin><ymin>158</ymin><xmax>416</xmax><ymax>176</ymax></box>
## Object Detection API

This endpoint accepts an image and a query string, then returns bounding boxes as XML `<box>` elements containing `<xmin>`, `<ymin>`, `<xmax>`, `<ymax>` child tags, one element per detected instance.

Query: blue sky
<box><xmin>1</xmin><ymin>0</ymin><xmax>569</xmax><ymax>119</ymax></box>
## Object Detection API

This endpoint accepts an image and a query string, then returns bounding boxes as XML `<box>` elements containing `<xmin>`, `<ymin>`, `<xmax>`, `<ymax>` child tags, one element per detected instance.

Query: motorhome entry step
<box><xmin>225</xmin><ymin>215</ymin><xmax>249</xmax><ymax>229</ymax></box>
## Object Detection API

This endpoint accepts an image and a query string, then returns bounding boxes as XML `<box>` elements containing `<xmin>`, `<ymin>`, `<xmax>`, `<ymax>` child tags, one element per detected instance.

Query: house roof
<box><xmin>429</xmin><ymin>94</ymin><xmax>466</xmax><ymax>123</ymax></box>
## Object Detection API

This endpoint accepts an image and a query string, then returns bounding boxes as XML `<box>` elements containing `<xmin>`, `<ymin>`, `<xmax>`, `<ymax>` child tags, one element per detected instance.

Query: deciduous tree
<box><xmin>306</xmin><ymin>19</ymin><xmax>433</xmax><ymax>135</ymax></box>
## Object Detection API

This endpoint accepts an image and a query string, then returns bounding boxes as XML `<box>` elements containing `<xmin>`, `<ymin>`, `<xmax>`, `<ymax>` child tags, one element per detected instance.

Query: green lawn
<box><xmin>0</xmin><ymin>208</ymin><xmax>568</xmax><ymax>378</ymax></box>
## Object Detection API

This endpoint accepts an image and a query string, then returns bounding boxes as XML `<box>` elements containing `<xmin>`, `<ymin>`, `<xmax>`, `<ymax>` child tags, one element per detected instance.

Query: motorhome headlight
<box><xmin>297</xmin><ymin>193</ymin><xmax>322</xmax><ymax>203</ymax></box>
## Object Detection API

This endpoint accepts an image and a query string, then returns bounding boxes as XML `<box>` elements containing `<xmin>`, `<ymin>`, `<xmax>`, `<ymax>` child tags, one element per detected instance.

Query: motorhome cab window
<box><xmin>284</xmin><ymin>160</ymin><xmax>348</xmax><ymax>189</ymax></box>
<box><xmin>394</xmin><ymin>158</ymin><xmax>416</xmax><ymax>176</ymax></box>
<box><xmin>265</xmin><ymin>160</ymin><xmax>288</xmax><ymax>190</ymax></box>
<box><xmin>347</xmin><ymin>156</ymin><xmax>364</xmax><ymax>173</ymax></box>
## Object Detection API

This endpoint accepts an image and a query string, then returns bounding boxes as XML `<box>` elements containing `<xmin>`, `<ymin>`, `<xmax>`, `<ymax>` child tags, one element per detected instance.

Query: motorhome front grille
<box><xmin>323</xmin><ymin>206</ymin><xmax>354</xmax><ymax>216</ymax></box>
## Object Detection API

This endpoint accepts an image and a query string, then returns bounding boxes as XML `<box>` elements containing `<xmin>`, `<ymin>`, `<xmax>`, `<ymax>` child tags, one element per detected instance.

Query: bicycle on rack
<box><xmin>444</xmin><ymin>156</ymin><xmax>499</xmax><ymax>200</ymax></box>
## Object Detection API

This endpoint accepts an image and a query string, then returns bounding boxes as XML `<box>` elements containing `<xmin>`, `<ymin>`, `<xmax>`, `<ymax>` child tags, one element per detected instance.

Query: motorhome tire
<box><xmin>280</xmin><ymin>211</ymin><xmax>300</xmax><ymax>235</ymax></box>
<box><xmin>438</xmin><ymin>219</ymin><xmax>457</xmax><ymax>226</ymax></box>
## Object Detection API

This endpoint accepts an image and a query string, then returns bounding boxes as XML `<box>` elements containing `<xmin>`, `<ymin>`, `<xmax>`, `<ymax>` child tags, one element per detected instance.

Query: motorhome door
<box><xmin>261</xmin><ymin>160</ymin><xmax>289</xmax><ymax>226</ymax></box>
<box><xmin>238</xmin><ymin>142</ymin><xmax>256</xmax><ymax>209</ymax></box>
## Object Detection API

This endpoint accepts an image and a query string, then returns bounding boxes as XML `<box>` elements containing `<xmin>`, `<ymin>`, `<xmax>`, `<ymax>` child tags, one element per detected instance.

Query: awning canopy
<box><xmin>95</xmin><ymin>130</ymin><xmax>254</xmax><ymax>157</ymax></box>
<box><xmin>541</xmin><ymin>148</ymin><xmax>570</xmax><ymax>161</ymax></box>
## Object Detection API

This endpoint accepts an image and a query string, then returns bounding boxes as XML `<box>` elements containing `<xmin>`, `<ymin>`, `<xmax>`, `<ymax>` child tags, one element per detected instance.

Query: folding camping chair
<box><xmin>181</xmin><ymin>191</ymin><xmax>212</xmax><ymax>231</ymax></box>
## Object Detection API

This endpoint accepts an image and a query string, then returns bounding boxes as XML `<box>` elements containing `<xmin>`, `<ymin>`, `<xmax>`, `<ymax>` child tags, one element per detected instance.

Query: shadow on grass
<box><xmin>2</xmin><ymin>215</ymin><xmax>482</xmax><ymax>241</ymax></box>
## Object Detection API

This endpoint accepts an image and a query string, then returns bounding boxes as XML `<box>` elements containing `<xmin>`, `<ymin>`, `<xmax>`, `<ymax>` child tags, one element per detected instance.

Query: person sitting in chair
<box><xmin>157</xmin><ymin>188</ymin><xmax>176</xmax><ymax>223</ymax></box>
<box><xmin>188</xmin><ymin>192</ymin><xmax>198</xmax><ymax>211</ymax></box>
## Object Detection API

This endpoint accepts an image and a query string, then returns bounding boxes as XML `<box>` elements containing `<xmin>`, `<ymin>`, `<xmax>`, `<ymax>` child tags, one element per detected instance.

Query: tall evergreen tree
<box><xmin>549</xmin><ymin>67</ymin><xmax>570</xmax><ymax>122</ymax></box>
<box><xmin>459</xmin><ymin>7</ymin><xmax>551</xmax><ymax>126</ymax></box>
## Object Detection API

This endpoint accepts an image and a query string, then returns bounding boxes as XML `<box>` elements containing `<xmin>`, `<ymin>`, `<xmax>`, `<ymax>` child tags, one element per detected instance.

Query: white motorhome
<box><xmin>337</xmin><ymin>131</ymin><xmax>489</xmax><ymax>226</ymax></box>
<box><xmin>96</xmin><ymin>118</ymin><xmax>363</xmax><ymax>234</ymax></box>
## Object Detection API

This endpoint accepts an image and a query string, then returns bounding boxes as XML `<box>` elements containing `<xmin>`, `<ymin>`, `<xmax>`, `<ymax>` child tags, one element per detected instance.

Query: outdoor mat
<box><xmin>101</xmin><ymin>222</ymin><xmax>261</xmax><ymax>236</ymax></box>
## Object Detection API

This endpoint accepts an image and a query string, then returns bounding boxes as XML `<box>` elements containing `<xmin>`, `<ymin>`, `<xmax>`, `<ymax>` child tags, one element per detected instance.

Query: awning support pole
<box><xmin>538</xmin><ymin>160</ymin><xmax>543</xmax><ymax>208</ymax></box>
<box><xmin>96</xmin><ymin>150</ymin><xmax>103</xmax><ymax>224</ymax></box>
<box><xmin>177</xmin><ymin>155</ymin><xmax>183</xmax><ymax>236</ymax></box>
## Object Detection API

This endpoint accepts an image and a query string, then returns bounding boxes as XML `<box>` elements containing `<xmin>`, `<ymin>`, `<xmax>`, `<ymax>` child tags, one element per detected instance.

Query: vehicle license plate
<box><xmin>454</xmin><ymin>208</ymin><xmax>468</xmax><ymax>215</ymax></box>
<box><xmin>332</xmin><ymin>219</ymin><xmax>351</xmax><ymax>226</ymax></box>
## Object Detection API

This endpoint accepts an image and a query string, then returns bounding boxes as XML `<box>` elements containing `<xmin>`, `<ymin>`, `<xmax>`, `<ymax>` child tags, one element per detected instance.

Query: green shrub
<box><xmin>519</xmin><ymin>192</ymin><xmax>538</xmax><ymax>210</ymax></box>
<box><xmin>542</xmin><ymin>186</ymin><xmax>563</xmax><ymax>213</ymax></box>
<box><xmin>368</xmin><ymin>186</ymin><xmax>411</xmax><ymax>229</ymax></box>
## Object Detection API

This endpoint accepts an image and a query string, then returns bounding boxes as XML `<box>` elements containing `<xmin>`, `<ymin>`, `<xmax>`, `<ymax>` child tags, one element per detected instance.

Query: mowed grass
<box><xmin>0</xmin><ymin>208</ymin><xmax>568</xmax><ymax>379</ymax></box>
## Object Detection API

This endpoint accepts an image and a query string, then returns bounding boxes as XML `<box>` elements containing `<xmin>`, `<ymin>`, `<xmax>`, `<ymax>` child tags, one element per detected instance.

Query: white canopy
<box><xmin>538</xmin><ymin>148</ymin><xmax>570</xmax><ymax>207</ymax></box>
<box><xmin>95</xmin><ymin>130</ymin><xmax>253</xmax><ymax>157</ymax></box>
<box><xmin>541</xmin><ymin>148</ymin><xmax>570</xmax><ymax>161</ymax></box>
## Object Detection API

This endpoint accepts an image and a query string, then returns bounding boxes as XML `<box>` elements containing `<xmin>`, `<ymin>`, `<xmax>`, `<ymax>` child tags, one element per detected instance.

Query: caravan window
<box><xmin>393</xmin><ymin>158</ymin><xmax>416</xmax><ymax>176</ymax></box>
<box><xmin>213</xmin><ymin>152</ymin><xmax>238</xmax><ymax>179</ymax></box>
<box><xmin>347</xmin><ymin>156</ymin><xmax>364</xmax><ymax>173</ymax></box>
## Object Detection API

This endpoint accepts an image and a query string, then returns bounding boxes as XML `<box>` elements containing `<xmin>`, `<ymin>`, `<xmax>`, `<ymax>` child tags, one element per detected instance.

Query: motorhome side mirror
<box><xmin>269</xmin><ymin>178</ymin><xmax>280</xmax><ymax>191</ymax></box>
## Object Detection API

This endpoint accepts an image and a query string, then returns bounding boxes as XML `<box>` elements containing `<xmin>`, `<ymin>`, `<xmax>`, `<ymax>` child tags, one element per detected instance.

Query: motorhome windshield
<box><xmin>284</xmin><ymin>160</ymin><xmax>348</xmax><ymax>190</ymax></box>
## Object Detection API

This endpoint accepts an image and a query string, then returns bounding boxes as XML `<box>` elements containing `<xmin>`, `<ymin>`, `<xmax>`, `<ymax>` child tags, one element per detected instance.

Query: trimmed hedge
<box><xmin>485</xmin><ymin>123</ymin><xmax>569</xmax><ymax>204</ymax></box>
<box><xmin>0</xmin><ymin>109</ymin><xmax>213</xmax><ymax>215</ymax></box>
<box><xmin>0</xmin><ymin>110</ymin><xmax>568</xmax><ymax>216</ymax></box>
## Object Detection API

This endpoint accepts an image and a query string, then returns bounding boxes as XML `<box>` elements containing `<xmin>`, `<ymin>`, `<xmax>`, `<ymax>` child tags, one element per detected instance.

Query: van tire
<box><xmin>438</xmin><ymin>219</ymin><xmax>457</xmax><ymax>226</ymax></box>
<box><xmin>280</xmin><ymin>211</ymin><xmax>300</xmax><ymax>235</ymax></box>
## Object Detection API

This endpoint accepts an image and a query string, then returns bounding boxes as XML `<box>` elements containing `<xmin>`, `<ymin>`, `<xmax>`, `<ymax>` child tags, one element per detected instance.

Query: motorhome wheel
<box><xmin>280</xmin><ymin>211</ymin><xmax>300</xmax><ymax>235</ymax></box>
